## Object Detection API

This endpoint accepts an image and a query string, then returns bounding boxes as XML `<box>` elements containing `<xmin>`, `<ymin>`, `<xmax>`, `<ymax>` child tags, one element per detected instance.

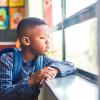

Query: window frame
<box><xmin>50</xmin><ymin>0</ymin><xmax>98</xmax><ymax>82</ymax></box>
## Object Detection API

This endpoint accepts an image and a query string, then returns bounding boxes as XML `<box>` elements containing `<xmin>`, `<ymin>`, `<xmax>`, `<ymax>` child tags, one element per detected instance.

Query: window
<box><xmin>64</xmin><ymin>0</ymin><xmax>98</xmax><ymax>75</ymax></box>
<box><xmin>66</xmin><ymin>0</ymin><xmax>96</xmax><ymax>17</ymax></box>
<box><xmin>48</xmin><ymin>30</ymin><xmax>62</xmax><ymax>60</ymax></box>
<box><xmin>65</xmin><ymin>18</ymin><xmax>98</xmax><ymax>75</ymax></box>
<box><xmin>49</xmin><ymin>0</ymin><xmax>98</xmax><ymax>75</ymax></box>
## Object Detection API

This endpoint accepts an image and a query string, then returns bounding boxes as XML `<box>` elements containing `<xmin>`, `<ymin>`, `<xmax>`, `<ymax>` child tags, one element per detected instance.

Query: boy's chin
<box><xmin>40</xmin><ymin>52</ymin><xmax>48</xmax><ymax>55</ymax></box>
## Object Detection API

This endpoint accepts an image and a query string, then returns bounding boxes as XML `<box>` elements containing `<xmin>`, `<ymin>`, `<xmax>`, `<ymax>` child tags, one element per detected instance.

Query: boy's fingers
<box><xmin>45</xmin><ymin>71</ymin><xmax>54</xmax><ymax>78</ymax></box>
<box><xmin>42</xmin><ymin>66</ymin><xmax>51</xmax><ymax>71</ymax></box>
<box><xmin>45</xmin><ymin>67</ymin><xmax>59</xmax><ymax>77</ymax></box>
<box><xmin>44</xmin><ymin>66</ymin><xmax>55</xmax><ymax>71</ymax></box>
<box><xmin>40</xmin><ymin>79</ymin><xmax>45</xmax><ymax>85</ymax></box>
<box><xmin>42</xmin><ymin>73</ymin><xmax>52</xmax><ymax>79</ymax></box>
<box><xmin>41</xmin><ymin>67</ymin><xmax>59</xmax><ymax>78</ymax></box>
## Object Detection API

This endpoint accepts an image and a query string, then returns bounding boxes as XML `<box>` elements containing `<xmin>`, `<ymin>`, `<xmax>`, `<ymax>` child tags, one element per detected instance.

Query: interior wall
<box><xmin>28</xmin><ymin>0</ymin><xmax>43</xmax><ymax>18</ymax></box>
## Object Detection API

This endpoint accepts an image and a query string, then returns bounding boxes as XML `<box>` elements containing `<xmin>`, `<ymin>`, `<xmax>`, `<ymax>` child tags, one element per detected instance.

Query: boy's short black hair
<box><xmin>17</xmin><ymin>17</ymin><xmax>47</xmax><ymax>40</ymax></box>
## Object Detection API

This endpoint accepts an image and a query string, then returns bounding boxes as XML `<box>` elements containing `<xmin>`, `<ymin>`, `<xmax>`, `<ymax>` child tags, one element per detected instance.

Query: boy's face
<box><xmin>28</xmin><ymin>25</ymin><xmax>50</xmax><ymax>55</ymax></box>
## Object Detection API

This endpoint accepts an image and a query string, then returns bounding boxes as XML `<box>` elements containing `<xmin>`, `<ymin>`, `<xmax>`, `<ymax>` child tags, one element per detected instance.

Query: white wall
<box><xmin>28</xmin><ymin>0</ymin><xmax>43</xmax><ymax>18</ymax></box>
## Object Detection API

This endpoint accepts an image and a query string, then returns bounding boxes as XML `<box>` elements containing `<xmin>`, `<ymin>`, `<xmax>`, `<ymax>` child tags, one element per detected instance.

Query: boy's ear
<box><xmin>22</xmin><ymin>36</ymin><xmax>30</xmax><ymax>46</ymax></box>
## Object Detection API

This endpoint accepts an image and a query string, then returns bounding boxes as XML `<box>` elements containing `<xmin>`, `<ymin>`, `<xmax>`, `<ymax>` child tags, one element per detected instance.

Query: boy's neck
<box><xmin>22</xmin><ymin>49</ymin><xmax>36</xmax><ymax>62</ymax></box>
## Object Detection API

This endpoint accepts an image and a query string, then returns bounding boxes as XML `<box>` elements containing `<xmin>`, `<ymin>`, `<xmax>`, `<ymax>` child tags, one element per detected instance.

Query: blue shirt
<box><xmin>0</xmin><ymin>51</ymin><xmax>76</xmax><ymax>97</ymax></box>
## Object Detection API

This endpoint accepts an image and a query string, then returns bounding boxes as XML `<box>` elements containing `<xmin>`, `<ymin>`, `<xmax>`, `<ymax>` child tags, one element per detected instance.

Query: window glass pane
<box><xmin>48</xmin><ymin>30</ymin><xmax>62</xmax><ymax>60</ymax></box>
<box><xmin>66</xmin><ymin>0</ymin><xmax>96</xmax><ymax>18</ymax></box>
<box><xmin>52</xmin><ymin>0</ymin><xmax>62</xmax><ymax>25</ymax></box>
<box><xmin>65</xmin><ymin>18</ymin><xmax>98</xmax><ymax>75</ymax></box>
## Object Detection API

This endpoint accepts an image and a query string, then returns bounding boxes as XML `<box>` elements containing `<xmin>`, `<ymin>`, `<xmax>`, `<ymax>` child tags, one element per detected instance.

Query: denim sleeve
<box><xmin>43</xmin><ymin>56</ymin><xmax>77</xmax><ymax>77</ymax></box>
<box><xmin>0</xmin><ymin>53</ymin><xmax>34</xmax><ymax>96</ymax></box>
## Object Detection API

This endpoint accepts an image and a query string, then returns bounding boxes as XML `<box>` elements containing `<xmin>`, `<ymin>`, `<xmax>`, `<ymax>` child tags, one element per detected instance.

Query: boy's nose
<box><xmin>45</xmin><ymin>39</ymin><xmax>50</xmax><ymax>48</ymax></box>
<box><xmin>46</xmin><ymin>38</ymin><xmax>50</xmax><ymax>45</ymax></box>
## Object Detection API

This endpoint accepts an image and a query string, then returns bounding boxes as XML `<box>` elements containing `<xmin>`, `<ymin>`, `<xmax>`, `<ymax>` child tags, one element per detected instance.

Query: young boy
<box><xmin>0</xmin><ymin>17</ymin><xmax>76</xmax><ymax>100</ymax></box>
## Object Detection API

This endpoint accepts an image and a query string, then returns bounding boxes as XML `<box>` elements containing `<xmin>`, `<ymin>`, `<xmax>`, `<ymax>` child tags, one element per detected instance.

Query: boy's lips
<box><xmin>45</xmin><ymin>49</ymin><xmax>49</xmax><ymax>52</ymax></box>
<box><xmin>45</xmin><ymin>48</ymin><xmax>49</xmax><ymax>52</ymax></box>
<box><xmin>45</xmin><ymin>46</ymin><xmax>50</xmax><ymax>52</ymax></box>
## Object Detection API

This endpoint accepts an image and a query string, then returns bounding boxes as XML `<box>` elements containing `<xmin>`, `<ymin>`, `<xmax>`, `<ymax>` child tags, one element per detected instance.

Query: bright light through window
<box><xmin>48</xmin><ymin>30</ymin><xmax>62</xmax><ymax>60</ymax></box>
<box><xmin>65</xmin><ymin>18</ymin><xmax>98</xmax><ymax>75</ymax></box>
<box><xmin>66</xmin><ymin>0</ymin><xmax>96</xmax><ymax>17</ymax></box>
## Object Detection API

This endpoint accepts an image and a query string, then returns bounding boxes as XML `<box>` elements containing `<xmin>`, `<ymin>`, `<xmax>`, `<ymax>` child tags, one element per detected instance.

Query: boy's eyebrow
<box><xmin>40</xmin><ymin>33</ymin><xmax>48</xmax><ymax>35</ymax></box>
<box><xmin>40</xmin><ymin>34</ymin><xmax>50</xmax><ymax>37</ymax></box>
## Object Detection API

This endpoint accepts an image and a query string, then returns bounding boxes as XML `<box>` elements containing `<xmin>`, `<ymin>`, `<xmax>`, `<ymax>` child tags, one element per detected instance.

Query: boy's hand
<box><xmin>44</xmin><ymin>66</ymin><xmax>59</xmax><ymax>79</ymax></box>
<box><xmin>39</xmin><ymin>66</ymin><xmax>59</xmax><ymax>87</ymax></box>
<box><xmin>28</xmin><ymin>66</ymin><xmax>59</xmax><ymax>86</ymax></box>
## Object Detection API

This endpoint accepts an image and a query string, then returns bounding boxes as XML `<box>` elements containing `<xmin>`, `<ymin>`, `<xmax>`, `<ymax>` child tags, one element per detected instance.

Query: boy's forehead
<box><xmin>29</xmin><ymin>25</ymin><xmax>49</xmax><ymax>36</ymax></box>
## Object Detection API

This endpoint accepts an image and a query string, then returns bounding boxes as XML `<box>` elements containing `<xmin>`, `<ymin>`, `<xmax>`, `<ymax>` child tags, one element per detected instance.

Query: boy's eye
<box><xmin>40</xmin><ymin>37</ymin><xmax>46</xmax><ymax>39</ymax></box>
